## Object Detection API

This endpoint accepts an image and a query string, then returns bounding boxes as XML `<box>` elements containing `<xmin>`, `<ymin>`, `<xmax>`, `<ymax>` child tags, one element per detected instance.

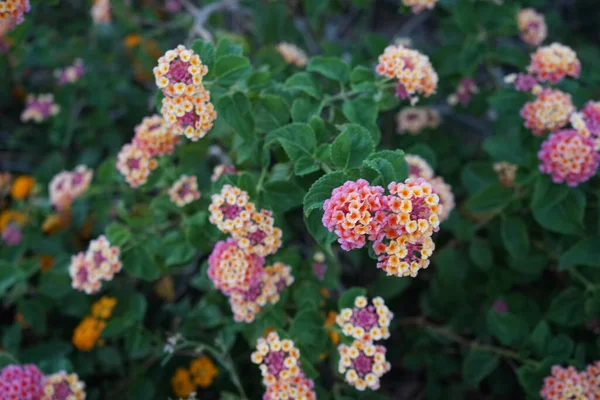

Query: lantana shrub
<box><xmin>2</xmin><ymin>1</ymin><xmax>600</xmax><ymax>399</ymax></box>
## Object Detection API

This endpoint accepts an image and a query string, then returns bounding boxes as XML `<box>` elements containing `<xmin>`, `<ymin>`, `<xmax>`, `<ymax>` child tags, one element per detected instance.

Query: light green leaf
<box><xmin>285</xmin><ymin>72</ymin><xmax>321</xmax><ymax>98</ymax></box>
<box><xmin>307</xmin><ymin>56</ymin><xmax>350</xmax><ymax>83</ymax></box>
<box><xmin>331</xmin><ymin>124</ymin><xmax>374</xmax><ymax>170</ymax></box>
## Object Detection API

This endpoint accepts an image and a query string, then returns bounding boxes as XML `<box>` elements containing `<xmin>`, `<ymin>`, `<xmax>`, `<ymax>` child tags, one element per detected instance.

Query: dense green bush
<box><xmin>2</xmin><ymin>0</ymin><xmax>600</xmax><ymax>399</ymax></box>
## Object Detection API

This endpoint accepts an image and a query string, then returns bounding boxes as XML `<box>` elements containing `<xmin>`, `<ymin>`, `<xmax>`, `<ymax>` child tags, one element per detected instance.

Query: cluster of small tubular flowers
<box><xmin>336</xmin><ymin>296</ymin><xmax>393</xmax><ymax>342</ymax></box>
<box><xmin>402</xmin><ymin>0</ymin><xmax>437</xmax><ymax>14</ymax></box>
<box><xmin>70</xmin><ymin>235</ymin><xmax>122</xmax><ymax>294</ymax></box>
<box><xmin>517</xmin><ymin>8</ymin><xmax>547</xmax><ymax>46</ymax></box>
<box><xmin>229</xmin><ymin>262</ymin><xmax>294</xmax><ymax>323</ymax></box>
<box><xmin>447</xmin><ymin>77</ymin><xmax>478</xmax><ymax>107</ymax></box>
<box><xmin>0</xmin><ymin>364</ymin><xmax>44</xmax><ymax>400</ymax></box>
<box><xmin>396</xmin><ymin>107</ymin><xmax>440</xmax><ymax>135</ymax></box>
<box><xmin>0</xmin><ymin>0</ymin><xmax>30</xmax><ymax>27</ymax></box>
<box><xmin>505</xmin><ymin>73</ymin><xmax>539</xmax><ymax>93</ymax></box>
<box><xmin>338</xmin><ymin>340</ymin><xmax>391</xmax><ymax>391</ymax></box>
<box><xmin>494</xmin><ymin>162</ymin><xmax>518</xmax><ymax>187</ymax></box>
<box><xmin>233</xmin><ymin>208</ymin><xmax>283</xmax><ymax>257</ymax></box>
<box><xmin>154</xmin><ymin>45</ymin><xmax>216</xmax><ymax>141</ymax></box>
<box><xmin>251</xmin><ymin>332</ymin><xmax>317</xmax><ymax>399</ymax></box>
<box><xmin>49</xmin><ymin>165</ymin><xmax>93</xmax><ymax>211</ymax></box>
<box><xmin>520</xmin><ymin>89</ymin><xmax>574</xmax><ymax>136</ymax></box>
<box><xmin>55</xmin><ymin>58</ymin><xmax>85</xmax><ymax>85</ymax></box>
<box><xmin>210</xmin><ymin>164</ymin><xmax>237</xmax><ymax>182</ymax></box>
<box><xmin>132</xmin><ymin>114</ymin><xmax>180</xmax><ymax>157</ymax></box>
<box><xmin>540</xmin><ymin>365</ymin><xmax>593</xmax><ymax>400</ymax></box>
<box><xmin>21</xmin><ymin>94</ymin><xmax>60</xmax><ymax>123</ymax></box>
<box><xmin>373</xmin><ymin>178</ymin><xmax>440</xmax><ymax>277</ymax></box>
<box><xmin>189</xmin><ymin>356</ymin><xmax>219</xmax><ymax>389</ymax></box>
<box><xmin>209</xmin><ymin>184</ymin><xmax>255</xmax><ymax>234</ymax></box>
<box><xmin>160</xmin><ymin>93</ymin><xmax>216</xmax><ymax>141</ymax></box>
<box><xmin>528</xmin><ymin>43</ymin><xmax>581</xmax><ymax>83</ymax></box>
<box><xmin>322</xmin><ymin>179</ymin><xmax>387</xmax><ymax>251</ymax></box>
<box><xmin>406</xmin><ymin>154</ymin><xmax>434</xmax><ymax>179</ymax></box>
<box><xmin>208</xmin><ymin>238</ymin><xmax>265</xmax><ymax>295</ymax></box>
<box><xmin>116</xmin><ymin>143</ymin><xmax>158</xmax><ymax>188</ymax></box>
<box><xmin>275</xmin><ymin>42</ymin><xmax>308</xmax><ymax>67</ymax></box>
<box><xmin>538</xmin><ymin>129</ymin><xmax>600</xmax><ymax>187</ymax></box>
<box><xmin>429</xmin><ymin>176</ymin><xmax>455</xmax><ymax>223</ymax></box>
<box><xmin>72</xmin><ymin>316</ymin><xmax>105</xmax><ymax>351</ymax></box>
<box><xmin>42</xmin><ymin>371</ymin><xmax>86</xmax><ymax>400</ymax></box>
<box><xmin>91</xmin><ymin>0</ymin><xmax>110</xmax><ymax>24</ymax></box>
<box><xmin>571</xmin><ymin>101</ymin><xmax>600</xmax><ymax>150</ymax></box>
<box><xmin>169</xmin><ymin>175</ymin><xmax>200</xmax><ymax>207</ymax></box>
<box><xmin>376</xmin><ymin>45</ymin><xmax>438</xmax><ymax>102</ymax></box>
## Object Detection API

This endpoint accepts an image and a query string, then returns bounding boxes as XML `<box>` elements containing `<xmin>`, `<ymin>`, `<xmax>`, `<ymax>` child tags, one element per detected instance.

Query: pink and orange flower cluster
<box><xmin>208</xmin><ymin>185</ymin><xmax>290</xmax><ymax>322</ymax></box>
<box><xmin>251</xmin><ymin>332</ymin><xmax>316</xmax><ymax>399</ymax></box>
<box><xmin>540</xmin><ymin>363</ymin><xmax>600</xmax><ymax>400</ymax></box>
<box><xmin>0</xmin><ymin>364</ymin><xmax>86</xmax><ymax>400</ymax></box>
<box><xmin>323</xmin><ymin>177</ymin><xmax>442</xmax><ymax>278</ymax></box>
<box><xmin>69</xmin><ymin>235</ymin><xmax>122</xmax><ymax>294</ymax></box>
<box><xmin>154</xmin><ymin>45</ymin><xmax>216</xmax><ymax>141</ymax></box>
<box><xmin>49</xmin><ymin>165</ymin><xmax>93</xmax><ymax>211</ymax></box>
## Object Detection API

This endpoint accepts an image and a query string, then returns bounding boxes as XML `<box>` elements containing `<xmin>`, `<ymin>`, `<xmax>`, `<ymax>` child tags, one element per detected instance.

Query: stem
<box><xmin>256</xmin><ymin>166</ymin><xmax>268</xmax><ymax>193</ymax></box>
<box><xmin>400</xmin><ymin>317</ymin><xmax>540</xmax><ymax>367</ymax></box>
<box><xmin>321</xmin><ymin>163</ymin><xmax>334</xmax><ymax>173</ymax></box>
<box><xmin>569</xmin><ymin>267</ymin><xmax>596</xmax><ymax>291</ymax></box>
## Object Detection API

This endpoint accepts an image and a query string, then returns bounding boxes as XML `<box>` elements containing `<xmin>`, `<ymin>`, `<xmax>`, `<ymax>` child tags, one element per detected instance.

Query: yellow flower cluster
<box><xmin>171</xmin><ymin>356</ymin><xmax>218</xmax><ymax>397</ymax></box>
<box><xmin>72</xmin><ymin>296</ymin><xmax>117</xmax><ymax>351</ymax></box>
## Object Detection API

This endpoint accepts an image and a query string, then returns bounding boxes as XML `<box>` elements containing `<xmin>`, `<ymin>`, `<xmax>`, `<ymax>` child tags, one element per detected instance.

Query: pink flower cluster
<box><xmin>447</xmin><ymin>77</ymin><xmax>478</xmax><ymax>107</ymax></box>
<box><xmin>338</xmin><ymin>340</ymin><xmax>391</xmax><ymax>391</ymax></box>
<box><xmin>42</xmin><ymin>371</ymin><xmax>86</xmax><ymax>400</ymax></box>
<box><xmin>402</xmin><ymin>0</ymin><xmax>437</xmax><ymax>14</ymax></box>
<box><xmin>21</xmin><ymin>94</ymin><xmax>60</xmax><ymax>123</ymax></box>
<box><xmin>169</xmin><ymin>174</ymin><xmax>200</xmax><ymax>207</ymax></box>
<box><xmin>49</xmin><ymin>165</ymin><xmax>94</xmax><ymax>211</ymax></box>
<box><xmin>376</xmin><ymin>44</ymin><xmax>438</xmax><ymax>102</ymax></box>
<box><xmin>132</xmin><ymin>114</ymin><xmax>180</xmax><ymax>157</ymax></box>
<box><xmin>116</xmin><ymin>143</ymin><xmax>158</xmax><ymax>188</ymax></box>
<box><xmin>0</xmin><ymin>0</ymin><xmax>30</xmax><ymax>30</ymax></box>
<box><xmin>336</xmin><ymin>296</ymin><xmax>393</xmax><ymax>342</ymax></box>
<box><xmin>207</xmin><ymin>185</ymin><xmax>288</xmax><ymax>322</ymax></box>
<box><xmin>405</xmin><ymin>155</ymin><xmax>454</xmax><ymax>221</ymax></box>
<box><xmin>211</xmin><ymin>164</ymin><xmax>237</xmax><ymax>182</ymax></box>
<box><xmin>69</xmin><ymin>235</ymin><xmax>122</xmax><ymax>294</ymax></box>
<box><xmin>521</xmin><ymin>89</ymin><xmax>575</xmax><ymax>136</ymax></box>
<box><xmin>540</xmin><ymin>363</ymin><xmax>600</xmax><ymax>400</ymax></box>
<box><xmin>323</xmin><ymin>178</ymin><xmax>441</xmax><ymax>278</ymax></box>
<box><xmin>55</xmin><ymin>58</ymin><xmax>85</xmax><ymax>85</ymax></box>
<box><xmin>517</xmin><ymin>8</ymin><xmax>547</xmax><ymax>46</ymax></box>
<box><xmin>0</xmin><ymin>364</ymin><xmax>44</xmax><ymax>400</ymax></box>
<box><xmin>154</xmin><ymin>45</ymin><xmax>216</xmax><ymax>141</ymax></box>
<box><xmin>528</xmin><ymin>43</ymin><xmax>581</xmax><ymax>83</ymax></box>
<box><xmin>251</xmin><ymin>332</ymin><xmax>316</xmax><ymax>399</ymax></box>
<box><xmin>538</xmin><ymin>129</ymin><xmax>599</xmax><ymax>187</ymax></box>
<box><xmin>396</xmin><ymin>107</ymin><xmax>440</xmax><ymax>135</ymax></box>
<box><xmin>571</xmin><ymin>101</ymin><xmax>600</xmax><ymax>150</ymax></box>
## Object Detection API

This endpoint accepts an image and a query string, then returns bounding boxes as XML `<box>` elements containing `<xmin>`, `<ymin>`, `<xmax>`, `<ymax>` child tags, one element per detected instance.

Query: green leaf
<box><xmin>303</xmin><ymin>171</ymin><xmax>349</xmax><ymax>217</ymax></box>
<box><xmin>254</xmin><ymin>94</ymin><xmax>290</xmax><ymax>132</ymax></box>
<box><xmin>0</xmin><ymin>261</ymin><xmax>19</xmax><ymax>296</ymax></box>
<box><xmin>546</xmin><ymin>287</ymin><xmax>585</xmax><ymax>327</ymax></box>
<box><xmin>215</xmin><ymin>55</ymin><xmax>251</xmax><ymax>85</ymax></box>
<box><xmin>338</xmin><ymin>287</ymin><xmax>367</xmax><ymax>309</ymax></box>
<box><xmin>527</xmin><ymin>320</ymin><xmax>551</xmax><ymax>357</ymax></box>
<box><xmin>191</xmin><ymin>39</ymin><xmax>215</xmax><ymax>71</ymax></box>
<box><xmin>462</xmin><ymin>349</ymin><xmax>499</xmax><ymax>387</ymax></box>
<box><xmin>330</xmin><ymin>124</ymin><xmax>374</xmax><ymax>170</ymax></box>
<box><xmin>154</xmin><ymin>90</ymin><xmax>164</xmax><ymax>114</ymax></box>
<box><xmin>291</xmin><ymin>98</ymin><xmax>323</xmax><ymax>122</ymax></box>
<box><xmin>350</xmin><ymin>66</ymin><xmax>377</xmax><ymax>91</ymax></box>
<box><xmin>486</xmin><ymin>310</ymin><xmax>529</xmax><ymax>346</ymax></box>
<box><xmin>468</xmin><ymin>238</ymin><xmax>493</xmax><ymax>270</ymax></box>
<box><xmin>264</xmin><ymin>180</ymin><xmax>306</xmax><ymax>213</ymax></box>
<box><xmin>559</xmin><ymin>236</ymin><xmax>600</xmax><ymax>270</ymax></box>
<box><xmin>218</xmin><ymin>92</ymin><xmax>255</xmax><ymax>140</ymax></box>
<box><xmin>547</xmin><ymin>334</ymin><xmax>574</xmax><ymax>363</ymax></box>
<box><xmin>482</xmin><ymin>133</ymin><xmax>525</xmax><ymax>165</ymax></box>
<box><xmin>369</xmin><ymin>274</ymin><xmax>410</xmax><ymax>300</ymax></box>
<box><xmin>122</xmin><ymin>246</ymin><xmax>160</xmax><ymax>281</ymax></box>
<box><xmin>266</xmin><ymin>123</ymin><xmax>316</xmax><ymax>163</ymax></box>
<box><xmin>466</xmin><ymin>184</ymin><xmax>513</xmax><ymax>213</ymax></box>
<box><xmin>500</xmin><ymin>217</ymin><xmax>529</xmax><ymax>258</ymax></box>
<box><xmin>531</xmin><ymin>175</ymin><xmax>569</xmax><ymax>210</ymax></box>
<box><xmin>17</xmin><ymin>299</ymin><xmax>47</xmax><ymax>335</ymax></box>
<box><xmin>342</xmin><ymin>98</ymin><xmax>380</xmax><ymax>144</ymax></box>
<box><xmin>517</xmin><ymin>362</ymin><xmax>552</xmax><ymax>398</ymax></box>
<box><xmin>289</xmin><ymin>310</ymin><xmax>325</xmax><ymax>347</ymax></box>
<box><xmin>363</xmin><ymin>158</ymin><xmax>395</xmax><ymax>185</ymax></box>
<box><xmin>307</xmin><ymin>56</ymin><xmax>350</xmax><ymax>83</ymax></box>
<box><xmin>533</xmin><ymin>190</ymin><xmax>585</xmax><ymax>235</ymax></box>
<box><xmin>215</xmin><ymin>38</ymin><xmax>243</xmax><ymax>58</ymax></box>
<box><xmin>294</xmin><ymin>156</ymin><xmax>320</xmax><ymax>176</ymax></box>
<box><xmin>366</xmin><ymin>150</ymin><xmax>408</xmax><ymax>181</ymax></box>
<box><xmin>105</xmin><ymin>222</ymin><xmax>132</xmax><ymax>247</ymax></box>
<box><xmin>304</xmin><ymin>211</ymin><xmax>338</xmax><ymax>251</ymax></box>
<box><xmin>38</xmin><ymin>270</ymin><xmax>71</xmax><ymax>300</ymax></box>
<box><xmin>285</xmin><ymin>72</ymin><xmax>321</xmax><ymax>98</ymax></box>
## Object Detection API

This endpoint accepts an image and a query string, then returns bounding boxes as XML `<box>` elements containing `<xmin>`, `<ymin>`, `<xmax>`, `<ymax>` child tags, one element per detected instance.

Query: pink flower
<box><xmin>208</xmin><ymin>238</ymin><xmax>265</xmax><ymax>295</ymax></box>
<box><xmin>429</xmin><ymin>176</ymin><xmax>454</xmax><ymax>223</ymax></box>
<box><xmin>251</xmin><ymin>332</ymin><xmax>302</xmax><ymax>387</ymax></box>
<box><xmin>0</xmin><ymin>364</ymin><xmax>44</xmax><ymax>400</ymax></box>
<box><xmin>538</xmin><ymin>129</ymin><xmax>599</xmax><ymax>187</ymax></box>
<box><xmin>338</xmin><ymin>340</ymin><xmax>391</xmax><ymax>391</ymax></box>
<box><xmin>322</xmin><ymin>179</ymin><xmax>387</xmax><ymax>251</ymax></box>
<box><xmin>49</xmin><ymin>165</ymin><xmax>93</xmax><ymax>211</ymax></box>
<box><xmin>521</xmin><ymin>89</ymin><xmax>574</xmax><ymax>136</ymax></box>
<box><xmin>492</xmin><ymin>300</ymin><xmax>508</xmax><ymax>314</ymax></box>
<box><xmin>153</xmin><ymin>45</ymin><xmax>208</xmax><ymax>97</ymax></box>
<box><xmin>336</xmin><ymin>296</ymin><xmax>393</xmax><ymax>342</ymax></box>
<box><xmin>448</xmin><ymin>77</ymin><xmax>478</xmax><ymax>106</ymax></box>
<box><xmin>262</xmin><ymin>372</ymin><xmax>316</xmax><ymax>400</ymax></box>
<box><xmin>528</xmin><ymin>43</ymin><xmax>581</xmax><ymax>83</ymax></box>
<box><xmin>517</xmin><ymin>8</ymin><xmax>547</xmax><ymax>46</ymax></box>
<box><xmin>160</xmin><ymin>93</ymin><xmax>216</xmax><ymax>141</ymax></box>
<box><xmin>69</xmin><ymin>235</ymin><xmax>122</xmax><ymax>294</ymax></box>
<box><xmin>55</xmin><ymin>59</ymin><xmax>85</xmax><ymax>85</ymax></box>
<box><xmin>2</xmin><ymin>222</ymin><xmax>22</xmax><ymax>246</ymax></box>
<box><xmin>512</xmin><ymin>73</ymin><xmax>538</xmax><ymax>92</ymax></box>
<box><xmin>540</xmin><ymin>365</ymin><xmax>590</xmax><ymax>400</ymax></box>
<box><xmin>232</xmin><ymin>209</ymin><xmax>283</xmax><ymax>257</ymax></box>
<box><xmin>21</xmin><ymin>94</ymin><xmax>60</xmax><ymax>123</ymax></box>
<box><xmin>0</xmin><ymin>0</ymin><xmax>31</xmax><ymax>27</ymax></box>
<box><xmin>169</xmin><ymin>175</ymin><xmax>200</xmax><ymax>207</ymax></box>
<box><xmin>116</xmin><ymin>143</ymin><xmax>157</xmax><ymax>188</ymax></box>
<box><xmin>132</xmin><ymin>115</ymin><xmax>179</xmax><ymax>157</ymax></box>
<box><xmin>42</xmin><ymin>371</ymin><xmax>86</xmax><ymax>400</ymax></box>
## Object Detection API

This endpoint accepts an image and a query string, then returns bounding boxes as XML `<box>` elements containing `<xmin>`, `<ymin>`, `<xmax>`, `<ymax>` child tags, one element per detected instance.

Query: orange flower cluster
<box><xmin>528</xmin><ymin>43</ymin><xmax>581</xmax><ymax>83</ymax></box>
<box><xmin>132</xmin><ymin>114</ymin><xmax>180</xmax><ymax>157</ymax></box>
<box><xmin>376</xmin><ymin>44</ymin><xmax>438</xmax><ymax>102</ymax></box>
<box><xmin>171</xmin><ymin>356</ymin><xmax>218</xmax><ymax>398</ymax></box>
<box><xmin>520</xmin><ymin>88</ymin><xmax>574</xmax><ymax>136</ymax></box>
<box><xmin>72</xmin><ymin>296</ymin><xmax>117</xmax><ymax>351</ymax></box>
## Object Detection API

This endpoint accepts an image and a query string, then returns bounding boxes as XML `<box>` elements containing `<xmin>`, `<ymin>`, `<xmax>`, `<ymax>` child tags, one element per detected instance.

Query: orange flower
<box><xmin>91</xmin><ymin>296</ymin><xmax>117</xmax><ymax>320</ymax></box>
<box><xmin>124</xmin><ymin>33</ymin><xmax>142</xmax><ymax>48</ymax></box>
<box><xmin>0</xmin><ymin>210</ymin><xmax>26</xmax><ymax>233</ymax></box>
<box><xmin>189</xmin><ymin>356</ymin><xmax>219</xmax><ymax>388</ymax></box>
<box><xmin>72</xmin><ymin>317</ymin><xmax>105</xmax><ymax>351</ymax></box>
<box><xmin>171</xmin><ymin>367</ymin><xmax>195</xmax><ymax>398</ymax></box>
<box><xmin>11</xmin><ymin>176</ymin><xmax>35</xmax><ymax>199</ymax></box>
<box><xmin>324</xmin><ymin>311</ymin><xmax>340</xmax><ymax>345</ymax></box>
<box><xmin>39</xmin><ymin>255</ymin><xmax>55</xmax><ymax>272</ymax></box>
<box><xmin>42</xmin><ymin>212</ymin><xmax>71</xmax><ymax>235</ymax></box>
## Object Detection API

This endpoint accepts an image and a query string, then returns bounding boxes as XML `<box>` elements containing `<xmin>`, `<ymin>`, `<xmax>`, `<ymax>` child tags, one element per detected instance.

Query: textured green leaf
<box><xmin>559</xmin><ymin>236</ymin><xmax>600</xmax><ymax>270</ymax></box>
<box><xmin>330</xmin><ymin>124</ymin><xmax>374</xmax><ymax>169</ymax></box>
<box><xmin>500</xmin><ymin>217</ymin><xmax>529</xmax><ymax>259</ymax></box>
<box><xmin>462</xmin><ymin>349</ymin><xmax>499</xmax><ymax>387</ymax></box>
<box><xmin>285</xmin><ymin>72</ymin><xmax>321</xmax><ymax>98</ymax></box>
<box><xmin>307</xmin><ymin>56</ymin><xmax>350</xmax><ymax>83</ymax></box>
<box><xmin>303</xmin><ymin>171</ymin><xmax>349</xmax><ymax>217</ymax></box>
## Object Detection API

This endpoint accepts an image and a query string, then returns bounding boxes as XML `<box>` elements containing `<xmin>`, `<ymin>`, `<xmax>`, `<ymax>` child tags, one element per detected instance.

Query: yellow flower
<box><xmin>39</xmin><ymin>255</ymin><xmax>55</xmax><ymax>272</ymax></box>
<box><xmin>0</xmin><ymin>210</ymin><xmax>26</xmax><ymax>233</ymax></box>
<box><xmin>171</xmin><ymin>367</ymin><xmax>195</xmax><ymax>398</ymax></box>
<box><xmin>124</xmin><ymin>33</ymin><xmax>142</xmax><ymax>48</ymax></box>
<box><xmin>42</xmin><ymin>212</ymin><xmax>71</xmax><ymax>235</ymax></box>
<box><xmin>72</xmin><ymin>317</ymin><xmax>105</xmax><ymax>351</ymax></box>
<box><xmin>154</xmin><ymin>275</ymin><xmax>175</xmax><ymax>302</ymax></box>
<box><xmin>11</xmin><ymin>176</ymin><xmax>35</xmax><ymax>199</ymax></box>
<box><xmin>189</xmin><ymin>356</ymin><xmax>219</xmax><ymax>388</ymax></box>
<box><xmin>91</xmin><ymin>297</ymin><xmax>118</xmax><ymax>320</ymax></box>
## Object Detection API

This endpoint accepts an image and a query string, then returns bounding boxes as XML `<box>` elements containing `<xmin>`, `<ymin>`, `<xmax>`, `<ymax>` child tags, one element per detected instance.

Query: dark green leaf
<box><xmin>331</xmin><ymin>124</ymin><xmax>375</xmax><ymax>170</ymax></box>
<box><xmin>307</xmin><ymin>56</ymin><xmax>350</xmax><ymax>83</ymax></box>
